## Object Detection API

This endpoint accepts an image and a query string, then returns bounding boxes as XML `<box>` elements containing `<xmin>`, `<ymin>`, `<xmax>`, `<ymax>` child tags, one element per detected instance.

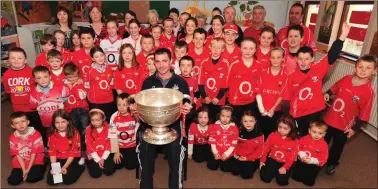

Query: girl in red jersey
<box><xmin>110</xmin><ymin>93</ymin><xmax>139</xmax><ymax>170</ymax></box>
<box><xmin>230</xmin><ymin>111</ymin><xmax>264</xmax><ymax>179</ymax></box>
<box><xmin>228</xmin><ymin>37</ymin><xmax>262</xmax><ymax>125</ymax></box>
<box><xmin>70</xmin><ymin>30</ymin><xmax>81</xmax><ymax>52</ymax></box>
<box><xmin>46</xmin><ymin>109</ymin><xmax>85</xmax><ymax>186</ymax></box>
<box><xmin>85</xmin><ymin>109</ymin><xmax>116</xmax><ymax>178</ymax></box>
<box><xmin>207</xmin><ymin>105</ymin><xmax>239</xmax><ymax>172</ymax></box>
<box><xmin>54</xmin><ymin>30</ymin><xmax>71</xmax><ymax>65</ymax></box>
<box><xmin>114</xmin><ymin>44</ymin><xmax>144</xmax><ymax>96</ymax></box>
<box><xmin>205</xmin><ymin>15</ymin><xmax>225</xmax><ymax>50</ymax></box>
<box><xmin>256</xmin><ymin>27</ymin><xmax>276</xmax><ymax>69</ymax></box>
<box><xmin>179</xmin><ymin>17</ymin><xmax>198</xmax><ymax>44</ymax></box>
<box><xmin>151</xmin><ymin>25</ymin><xmax>163</xmax><ymax>51</ymax></box>
<box><xmin>259</xmin><ymin>115</ymin><xmax>298</xmax><ymax>186</ymax></box>
<box><xmin>257</xmin><ymin>47</ymin><xmax>288</xmax><ymax>139</ymax></box>
<box><xmin>85</xmin><ymin>46</ymin><xmax>116</xmax><ymax>123</ymax></box>
<box><xmin>188</xmin><ymin>107</ymin><xmax>212</xmax><ymax>163</ymax></box>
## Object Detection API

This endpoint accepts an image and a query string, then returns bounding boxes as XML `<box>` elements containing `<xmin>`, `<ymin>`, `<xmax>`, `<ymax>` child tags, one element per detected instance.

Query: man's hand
<box><xmin>344</xmin><ymin>128</ymin><xmax>356</xmax><ymax>138</ymax></box>
<box><xmin>181</xmin><ymin>103</ymin><xmax>192</xmax><ymax>116</ymax></box>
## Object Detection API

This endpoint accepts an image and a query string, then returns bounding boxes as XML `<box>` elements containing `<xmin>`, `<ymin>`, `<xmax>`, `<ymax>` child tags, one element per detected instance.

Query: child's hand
<box><xmin>259</xmin><ymin>162</ymin><xmax>265</xmax><ymax>169</ymax></box>
<box><xmin>278</xmin><ymin>167</ymin><xmax>287</xmax><ymax>174</ymax></box>
<box><xmin>339</xmin><ymin>22</ymin><xmax>351</xmax><ymax>41</ymax></box>
<box><xmin>77</xmin><ymin>78</ymin><xmax>84</xmax><ymax>84</ymax></box>
<box><xmin>221</xmin><ymin>153</ymin><xmax>228</xmax><ymax>160</ymax></box>
<box><xmin>302</xmin><ymin>156</ymin><xmax>311</xmax><ymax>164</ymax></box>
<box><xmin>344</xmin><ymin>128</ymin><xmax>356</xmax><ymax>138</ymax></box>
<box><xmin>23</xmin><ymin>168</ymin><xmax>29</xmax><ymax>181</ymax></box>
<box><xmin>268</xmin><ymin>109</ymin><xmax>275</xmax><ymax>118</ymax></box>
<box><xmin>188</xmin><ymin>154</ymin><xmax>192</xmax><ymax>159</ymax></box>
<box><xmin>214</xmin><ymin>153</ymin><xmax>220</xmax><ymax>160</ymax></box>
<box><xmin>211</xmin><ymin>98</ymin><xmax>219</xmax><ymax>105</ymax></box>
<box><xmin>324</xmin><ymin>93</ymin><xmax>330</xmax><ymax>102</ymax></box>
<box><xmin>61</xmin><ymin>166</ymin><xmax>67</xmax><ymax>175</ymax></box>
<box><xmin>239</xmin><ymin>156</ymin><xmax>247</xmax><ymax>161</ymax></box>
<box><xmin>114</xmin><ymin>152</ymin><xmax>123</xmax><ymax>164</ymax></box>
<box><xmin>50</xmin><ymin>169</ymin><xmax>56</xmax><ymax>175</ymax></box>
<box><xmin>234</xmin><ymin>154</ymin><xmax>240</xmax><ymax>159</ymax></box>
<box><xmin>193</xmin><ymin>97</ymin><xmax>197</xmax><ymax>104</ymax></box>
<box><xmin>98</xmin><ymin>159</ymin><xmax>105</xmax><ymax>169</ymax></box>
<box><xmin>204</xmin><ymin>97</ymin><xmax>211</xmax><ymax>104</ymax></box>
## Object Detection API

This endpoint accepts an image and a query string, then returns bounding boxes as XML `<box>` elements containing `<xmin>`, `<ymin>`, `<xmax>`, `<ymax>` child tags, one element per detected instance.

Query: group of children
<box><xmin>3</xmin><ymin>8</ymin><xmax>377</xmax><ymax>188</ymax></box>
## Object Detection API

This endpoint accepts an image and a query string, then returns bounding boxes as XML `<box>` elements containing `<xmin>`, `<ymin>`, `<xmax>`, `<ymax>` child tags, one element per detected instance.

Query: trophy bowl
<box><xmin>134</xmin><ymin>88</ymin><xmax>184</xmax><ymax>145</ymax></box>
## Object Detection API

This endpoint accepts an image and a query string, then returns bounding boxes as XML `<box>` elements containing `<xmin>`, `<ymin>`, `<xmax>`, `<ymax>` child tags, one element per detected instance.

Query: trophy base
<box><xmin>142</xmin><ymin>127</ymin><xmax>178</xmax><ymax>145</ymax></box>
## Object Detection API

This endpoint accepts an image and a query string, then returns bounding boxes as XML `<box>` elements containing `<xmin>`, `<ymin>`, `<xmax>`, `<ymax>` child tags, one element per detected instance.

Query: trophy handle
<box><xmin>181</xmin><ymin>94</ymin><xmax>192</xmax><ymax>138</ymax></box>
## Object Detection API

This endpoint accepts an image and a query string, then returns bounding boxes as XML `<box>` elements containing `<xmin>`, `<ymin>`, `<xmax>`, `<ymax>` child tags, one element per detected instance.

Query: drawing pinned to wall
<box><xmin>184</xmin><ymin>0</ymin><xmax>211</xmax><ymax>17</ymax></box>
<box><xmin>227</xmin><ymin>1</ymin><xmax>259</xmax><ymax>25</ymax></box>
<box><xmin>15</xmin><ymin>1</ymin><xmax>51</xmax><ymax>25</ymax></box>
<box><xmin>318</xmin><ymin>1</ymin><xmax>337</xmax><ymax>44</ymax></box>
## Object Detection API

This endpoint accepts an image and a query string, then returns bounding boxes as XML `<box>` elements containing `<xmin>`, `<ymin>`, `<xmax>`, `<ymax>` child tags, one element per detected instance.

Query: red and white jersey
<box><xmin>85</xmin><ymin>66</ymin><xmax>114</xmax><ymax>104</ymax></box>
<box><xmin>160</xmin><ymin>32</ymin><xmax>176</xmax><ymax>52</ymax></box>
<box><xmin>64</xmin><ymin>82</ymin><xmax>89</xmax><ymax>113</ymax></box>
<box><xmin>261</xmin><ymin>132</ymin><xmax>298</xmax><ymax>170</ymax></box>
<box><xmin>188</xmin><ymin>123</ymin><xmax>211</xmax><ymax>145</ymax></box>
<box><xmin>298</xmin><ymin>134</ymin><xmax>328</xmax><ymax>167</ymax></box>
<box><xmin>180</xmin><ymin>75</ymin><xmax>198</xmax><ymax>100</ymax></box>
<box><xmin>323</xmin><ymin>75</ymin><xmax>374</xmax><ymax>131</ymax></box>
<box><xmin>48</xmin><ymin>129</ymin><xmax>81</xmax><ymax>159</ymax></box>
<box><xmin>199</xmin><ymin>58</ymin><xmax>229</xmax><ymax>105</ymax></box>
<box><xmin>59</xmin><ymin>48</ymin><xmax>72</xmax><ymax>65</ymax></box>
<box><xmin>283</xmin><ymin>49</ymin><xmax>297</xmax><ymax>75</ymax></box>
<box><xmin>9</xmin><ymin>127</ymin><xmax>44</xmax><ymax>168</ymax></box>
<box><xmin>110</xmin><ymin>112</ymin><xmax>137</xmax><ymax>148</ymax></box>
<box><xmin>114</xmin><ymin>66</ymin><xmax>144</xmax><ymax>95</ymax></box>
<box><xmin>222</xmin><ymin>44</ymin><xmax>242</xmax><ymax>67</ymax></box>
<box><xmin>71</xmin><ymin>48</ymin><xmax>92</xmax><ymax>79</ymax></box>
<box><xmin>285</xmin><ymin>55</ymin><xmax>330</xmax><ymax>118</ymax></box>
<box><xmin>2</xmin><ymin>66</ymin><xmax>35</xmax><ymax>112</ymax></box>
<box><xmin>259</xmin><ymin>67</ymin><xmax>288</xmax><ymax>111</ymax></box>
<box><xmin>86</xmin><ymin>123</ymin><xmax>111</xmax><ymax>159</ymax></box>
<box><xmin>277</xmin><ymin>23</ymin><xmax>317</xmax><ymax>53</ymax></box>
<box><xmin>29</xmin><ymin>82</ymin><xmax>70</xmax><ymax>127</ymax></box>
<box><xmin>188</xmin><ymin>45</ymin><xmax>210</xmax><ymax>77</ymax></box>
<box><xmin>227</xmin><ymin>59</ymin><xmax>262</xmax><ymax>105</ymax></box>
<box><xmin>122</xmin><ymin>35</ymin><xmax>142</xmax><ymax>55</ymax></box>
<box><xmin>100</xmin><ymin>36</ymin><xmax>123</xmax><ymax>71</ymax></box>
<box><xmin>51</xmin><ymin>69</ymin><xmax>66</xmax><ymax>86</ymax></box>
<box><xmin>208</xmin><ymin>121</ymin><xmax>239</xmax><ymax>158</ymax></box>
<box><xmin>256</xmin><ymin>46</ymin><xmax>271</xmax><ymax>69</ymax></box>
<box><xmin>234</xmin><ymin>134</ymin><xmax>264</xmax><ymax>161</ymax></box>
<box><xmin>35</xmin><ymin>52</ymin><xmax>49</xmax><ymax>68</ymax></box>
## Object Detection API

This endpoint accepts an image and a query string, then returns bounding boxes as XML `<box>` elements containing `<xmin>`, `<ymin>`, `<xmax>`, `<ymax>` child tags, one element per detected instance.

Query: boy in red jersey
<box><xmin>35</xmin><ymin>34</ymin><xmax>56</xmax><ymax>67</ymax></box>
<box><xmin>188</xmin><ymin>28</ymin><xmax>210</xmax><ymax>77</ymax></box>
<box><xmin>284</xmin><ymin>22</ymin><xmax>350</xmax><ymax>137</ymax></box>
<box><xmin>7</xmin><ymin>112</ymin><xmax>45</xmax><ymax>185</ymax></box>
<box><xmin>222</xmin><ymin>24</ymin><xmax>241</xmax><ymax>67</ymax></box>
<box><xmin>323</xmin><ymin>54</ymin><xmax>376</xmax><ymax>175</ymax></box>
<box><xmin>63</xmin><ymin>63</ymin><xmax>89</xmax><ymax>163</ymax></box>
<box><xmin>29</xmin><ymin>66</ymin><xmax>70</xmax><ymax>145</ymax></box>
<box><xmin>136</xmin><ymin>34</ymin><xmax>155</xmax><ymax>70</ymax></box>
<box><xmin>53</xmin><ymin>30</ymin><xmax>71</xmax><ymax>65</ymax></box>
<box><xmin>71</xmin><ymin>27</ymin><xmax>95</xmax><ymax>79</ymax></box>
<box><xmin>110</xmin><ymin>93</ymin><xmax>139</xmax><ymax>170</ymax></box>
<box><xmin>2</xmin><ymin>47</ymin><xmax>43</xmax><ymax>141</ymax></box>
<box><xmin>160</xmin><ymin>17</ymin><xmax>176</xmax><ymax>51</ymax></box>
<box><xmin>172</xmin><ymin>41</ymin><xmax>188</xmax><ymax>75</ymax></box>
<box><xmin>292</xmin><ymin>121</ymin><xmax>328</xmax><ymax>186</ymax></box>
<box><xmin>47</xmin><ymin>49</ymin><xmax>66</xmax><ymax>86</ymax></box>
<box><xmin>199</xmin><ymin>38</ymin><xmax>229</xmax><ymax>121</ymax></box>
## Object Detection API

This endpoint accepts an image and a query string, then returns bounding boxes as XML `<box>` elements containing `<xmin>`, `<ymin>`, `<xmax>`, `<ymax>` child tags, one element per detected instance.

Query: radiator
<box><xmin>320</xmin><ymin>55</ymin><xmax>378</xmax><ymax>140</ymax></box>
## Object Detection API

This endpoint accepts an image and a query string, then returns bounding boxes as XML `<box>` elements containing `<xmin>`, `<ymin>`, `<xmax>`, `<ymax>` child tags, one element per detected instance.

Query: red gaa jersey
<box><xmin>234</xmin><ymin>135</ymin><xmax>264</xmax><ymax>161</ymax></box>
<box><xmin>29</xmin><ymin>82</ymin><xmax>70</xmax><ymax>127</ymax></box>
<box><xmin>2</xmin><ymin>66</ymin><xmax>35</xmax><ymax>112</ymax></box>
<box><xmin>323</xmin><ymin>75</ymin><xmax>374</xmax><ymax>131</ymax></box>
<box><xmin>259</xmin><ymin>67</ymin><xmax>288</xmax><ymax>111</ymax></box>
<box><xmin>136</xmin><ymin>52</ymin><xmax>149</xmax><ymax>73</ymax></box>
<box><xmin>59</xmin><ymin>48</ymin><xmax>72</xmax><ymax>65</ymax></box>
<box><xmin>110</xmin><ymin>112</ymin><xmax>137</xmax><ymax>148</ymax></box>
<box><xmin>243</xmin><ymin>26</ymin><xmax>262</xmax><ymax>44</ymax></box>
<box><xmin>285</xmin><ymin>55</ymin><xmax>331</xmax><ymax>118</ymax></box>
<box><xmin>298</xmin><ymin>134</ymin><xmax>328</xmax><ymax>166</ymax></box>
<box><xmin>160</xmin><ymin>32</ymin><xmax>176</xmax><ymax>51</ymax></box>
<box><xmin>85</xmin><ymin>123</ymin><xmax>111</xmax><ymax>159</ymax></box>
<box><xmin>180</xmin><ymin>75</ymin><xmax>198</xmax><ymax>100</ymax></box>
<box><xmin>114</xmin><ymin>66</ymin><xmax>143</xmax><ymax>95</ymax></box>
<box><xmin>222</xmin><ymin>44</ymin><xmax>241</xmax><ymax>67</ymax></box>
<box><xmin>85</xmin><ymin>66</ymin><xmax>114</xmax><ymax>104</ymax></box>
<box><xmin>283</xmin><ymin>48</ymin><xmax>297</xmax><ymax>75</ymax></box>
<box><xmin>48</xmin><ymin>129</ymin><xmax>81</xmax><ymax>159</ymax></box>
<box><xmin>208</xmin><ymin>121</ymin><xmax>239</xmax><ymax>158</ymax></box>
<box><xmin>35</xmin><ymin>52</ymin><xmax>49</xmax><ymax>68</ymax></box>
<box><xmin>188</xmin><ymin>45</ymin><xmax>210</xmax><ymax>78</ymax></box>
<box><xmin>228</xmin><ymin>59</ymin><xmax>262</xmax><ymax>105</ymax></box>
<box><xmin>261</xmin><ymin>132</ymin><xmax>298</xmax><ymax>170</ymax></box>
<box><xmin>277</xmin><ymin>23</ymin><xmax>317</xmax><ymax>53</ymax></box>
<box><xmin>188</xmin><ymin>123</ymin><xmax>211</xmax><ymax>145</ymax></box>
<box><xmin>100</xmin><ymin>36</ymin><xmax>122</xmax><ymax>71</ymax></box>
<box><xmin>51</xmin><ymin>69</ymin><xmax>66</xmax><ymax>86</ymax></box>
<box><xmin>71</xmin><ymin>48</ymin><xmax>92</xmax><ymax>79</ymax></box>
<box><xmin>199</xmin><ymin>58</ymin><xmax>229</xmax><ymax>105</ymax></box>
<box><xmin>256</xmin><ymin>46</ymin><xmax>271</xmax><ymax>69</ymax></box>
<box><xmin>64</xmin><ymin>82</ymin><xmax>89</xmax><ymax>113</ymax></box>
<box><xmin>9</xmin><ymin>127</ymin><xmax>44</xmax><ymax>168</ymax></box>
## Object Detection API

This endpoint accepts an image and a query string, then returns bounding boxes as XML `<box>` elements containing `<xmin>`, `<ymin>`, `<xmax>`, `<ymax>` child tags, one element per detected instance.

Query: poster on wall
<box><xmin>14</xmin><ymin>1</ymin><xmax>52</xmax><ymax>25</ymax></box>
<box><xmin>170</xmin><ymin>0</ymin><xmax>288</xmax><ymax>30</ymax></box>
<box><xmin>318</xmin><ymin>1</ymin><xmax>337</xmax><ymax>44</ymax></box>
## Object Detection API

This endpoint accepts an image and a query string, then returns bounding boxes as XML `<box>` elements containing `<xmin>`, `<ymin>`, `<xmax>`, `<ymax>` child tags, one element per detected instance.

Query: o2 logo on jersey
<box><xmin>274</xmin><ymin>151</ymin><xmax>285</xmax><ymax>160</ymax></box>
<box><xmin>206</xmin><ymin>78</ymin><xmax>217</xmax><ymax>91</ymax></box>
<box><xmin>333</xmin><ymin>98</ymin><xmax>346</xmax><ymax>118</ymax></box>
<box><xmin>299</xmin><ymin>87</ymin><xmax>313</xmax><ymax>100</ymax></box>
<box><xmin>99</xmin><ymin>80</ymin><xmax>110</xmax><ymax>90</ymax></box>
<box><xmin>125</xmin><ymin>79</ymin><xmax>135</xmax><ymax>89</ymax></box>
<box><xmin>107</xmin><ymin>54</ymin><xmax>117</xmax><ymax>64</ymax></box>
<box><xmin>67</xmin><ymin>95</ymin><xmax>76</xmax><ymax>104</ymax></box>
<box><xmin>239</xmin><ymin>81</ymin><xmax>253</xmax><ymax>96</ymax></box>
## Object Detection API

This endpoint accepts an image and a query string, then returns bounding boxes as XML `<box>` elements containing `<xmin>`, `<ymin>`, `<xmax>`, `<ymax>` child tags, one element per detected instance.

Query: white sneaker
<box><xmin>78</xmin><ymin>157</ymin><xmax>85</xmax><ymax>165</ymax></box>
